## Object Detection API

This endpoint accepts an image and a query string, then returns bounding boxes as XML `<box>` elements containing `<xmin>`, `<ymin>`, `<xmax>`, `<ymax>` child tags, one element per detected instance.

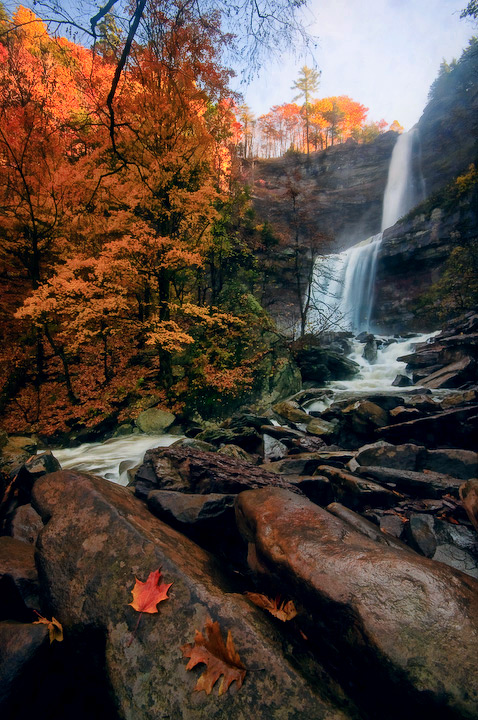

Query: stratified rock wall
<box><xmin>247</xmin><ymin>132</ymin><xmax>396</xmax><ymax>250</ymax></box>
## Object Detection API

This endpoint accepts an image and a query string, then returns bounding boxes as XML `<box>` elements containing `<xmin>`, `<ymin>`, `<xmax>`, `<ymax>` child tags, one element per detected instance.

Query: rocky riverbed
<box><xmin>1</xmin><ymin>314</ymin><xmax>477</xmax><ymax>719</ymax></box>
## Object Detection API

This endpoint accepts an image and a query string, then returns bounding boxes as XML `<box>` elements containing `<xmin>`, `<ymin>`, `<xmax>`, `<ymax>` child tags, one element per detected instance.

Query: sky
<box><xmin>237</xmin><ymin>0</ymin><xmax>476</xmax><ymax>130</ymax></box>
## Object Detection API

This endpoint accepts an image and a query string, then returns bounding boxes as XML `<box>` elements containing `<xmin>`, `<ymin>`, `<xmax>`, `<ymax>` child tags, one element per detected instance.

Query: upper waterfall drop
<box><xmin>381</xmin><ymin>128</ymin><xmax>424</xmax><ymax>231</ymax></box>
<box><xmin>308</xmin><ymin>129</ymin><xmax>425</xmax><ymax>334</ymax></box>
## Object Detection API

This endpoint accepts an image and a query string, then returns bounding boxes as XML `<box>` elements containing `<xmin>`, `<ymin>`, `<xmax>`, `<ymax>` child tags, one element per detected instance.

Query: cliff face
<box><xmin>250</xmin><ymin>40</ymin><xmax>478</xmax><ymax>334</ymax></box>
<box><xmin>246</xmin><ymin>132</ymin><xmax>397</xmax><ymax>250</ymax></box>
<box><xmin>418</xmin><ymin>40</ymin><xmax>478</xmax><ymax>197</ymax></box>
<box><xmin>372</xmin><ymin>187</ymin><xmax>478</xmax><ymax>333</ymax></box>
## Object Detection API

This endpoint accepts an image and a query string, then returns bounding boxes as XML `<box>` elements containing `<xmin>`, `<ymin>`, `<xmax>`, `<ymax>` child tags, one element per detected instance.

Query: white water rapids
<box><xmin>51</xmin><ymin>433</ymin><xmax>180</xmax><ymax>486</ymax></box>
<box><xmin>306</xmin><ymin>332</ymin><xmax>437</xmax><ymax>413</ymax></box>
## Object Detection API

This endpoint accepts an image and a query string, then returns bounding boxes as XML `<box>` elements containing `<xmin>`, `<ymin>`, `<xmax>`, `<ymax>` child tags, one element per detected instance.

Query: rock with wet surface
<box><xmin>316</xmin><ymin>465</ymin><xmax>398</xmax><ymax>509</ymax></box>
<box><xmin>31</xmin><ymin>471</ymin><xmax>354</xmax><ymax>720</ymax></box>
<box><xmin>133</xmin><ymin>445</ymin><xmax>302</xmax><ymax>500</ymax></box>
<box><xmin>0</xmin><ymin>537</ymin><xmax>41</xmax><ymax>615</ymax></box>
<box><xmin>356</xmin><ymin>465</ymin><xmax>463</xmax><ymax>497</ymax></box>
<box><xmin>355</xmin><ymin>441</ymin><xmax>426</xmax><ymax>471</ymax></box>
<box><xmin>235</xmin><ymin>487</ymin><xmax>478</xmax><ymax>720</ymax></box>
<box><xmin>460</xmin><ymin>479</ymin><xmax>478</xmax><ymax>532</ymax></box>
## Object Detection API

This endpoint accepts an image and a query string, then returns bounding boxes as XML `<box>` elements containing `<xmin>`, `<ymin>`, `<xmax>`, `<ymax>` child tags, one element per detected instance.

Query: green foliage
<box><xmin>461</xmin><ymin>1</ymin><xmax>478</xmax><ymax>19</ymax></box>
<box><xmin>416</xmin><ymin>239</ymin><xmax>478</xmax><ymax>322</ymax></box>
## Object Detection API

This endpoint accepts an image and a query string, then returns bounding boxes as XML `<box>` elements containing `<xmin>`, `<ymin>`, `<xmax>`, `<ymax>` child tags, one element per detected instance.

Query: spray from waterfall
<box><xmin>308</xmin><ymin>129</ymin><xmax>425</xmax><ymax>333</ymax></box>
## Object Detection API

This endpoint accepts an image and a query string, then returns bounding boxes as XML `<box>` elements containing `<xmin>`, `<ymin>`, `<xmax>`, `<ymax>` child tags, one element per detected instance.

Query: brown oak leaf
<box><xmin>181</xmin><ymin>618</ymin><xmax>246</xmax><ymax>695</ymax></box>
<box><xmin>33</xmin><ymin>612</ymin><xmax>63</xmax><ymax>643</ymax></box>
<box><xmin>129</xmin><ymin>568</ymin><xmax>172</xmax><ymax>614</ymax></box>
<box><xmin>245</xmin><ymin>592</ymin><xmax>298</xmax><ymax>621</ymax></box>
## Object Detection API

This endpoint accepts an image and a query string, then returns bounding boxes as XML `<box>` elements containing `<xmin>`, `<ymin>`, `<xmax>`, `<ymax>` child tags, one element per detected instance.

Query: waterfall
<box><xmin>381</xmin><ymin>129</ymin><xmax>423</xmax><ymax>231</ymax></box>
<box><xmin>308</xmin><ymin>129</ymin><xmax>425</xmax><ymax>333</ymax></box>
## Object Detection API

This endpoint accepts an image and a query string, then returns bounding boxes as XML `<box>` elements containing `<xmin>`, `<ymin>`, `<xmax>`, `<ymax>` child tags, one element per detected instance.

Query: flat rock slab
<box><xmin>376</xmin><ymin>405</ymin><xmax>478</xmax><ymax>449</ymax></box>
<box><xmin>356</xmin><ymin>465</ymin><xmax>463</xmax><ymax>498</ymax></box>
<box><xmin>134</xmin><ymin>446</ymin><xmax>302</xmax><ymax>499</ymax></box>
<box><xmin>31</xmin><ymin>471</ymin><xmax>353</xmax><ymax>720</ymax></box>
<box><xmin>316</xmin><ymin>465</ymin><xmax>398</xmax><ymax>509</ymax></box>
<box><xmin>235</xmin><ymin>488</ymin><xmax>478</xmax><ymax>720</ymax></box>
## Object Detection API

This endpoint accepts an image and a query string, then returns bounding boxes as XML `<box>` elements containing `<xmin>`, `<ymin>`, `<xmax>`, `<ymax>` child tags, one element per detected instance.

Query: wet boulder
<box><xmin>356</xmin><ymin>465</ymin><xmax>463</xmax><ymax>498</ymax></box>
<box><xmin>135</xmin><ymin>408</ymin><xmax>176</xmax><ymax>434</ymax></box>
<box><xmin>460</xmin><ymin>479</ymin><xmax>478</xmax><ymax>532</ymax></box>
<box><xmin>133</xmin><ymin>445</ymin><xmax>302</xmax><ymax>500</ymax></box>
<box><xmin>316</xmin><ymin>465</ymin><xmax>398</xmax><ymax>510</ymax></box>
<box><xmin>235</xmin><ymin>487</ymin><xmax>478</xmax><ymax>720</ymax></box>
<box><xmin>355</xmin><ymin>441</ymin><xmax>426</xmax><ymax>471</ymax></box>
<box><xmin>0</xmin><ymin>537</ymin><xmax>41</xmax><ymax>618</ymax></box>
<box><xmin>362</xmin><ymin>338</ymin><xmax>377</xmax><ymax>364</ymax></box>
<box><xmin>31</xmin><ymin>471</ymin><xmax>354</xmax><ymax>720</ymax></box>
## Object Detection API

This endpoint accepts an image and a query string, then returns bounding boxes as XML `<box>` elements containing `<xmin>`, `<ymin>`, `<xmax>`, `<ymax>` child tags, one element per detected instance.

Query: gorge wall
<box><xmin>249</xmin><ymin>38</ymin><xmax>478</xmax><ymax>334</ymax></box>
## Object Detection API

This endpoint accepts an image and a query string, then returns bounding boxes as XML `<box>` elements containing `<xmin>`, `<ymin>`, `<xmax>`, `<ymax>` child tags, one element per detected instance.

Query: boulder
<box><xmin>392</xmin><ymin>374</ymin><xmax>412</xmax><ymax>387</ymax></box>
<box><xmin>355</xmin><ymin>441</ymin><xmax>426</xmax><ymax>471</ymax></box>
<box><xmin>133</xmin><ymin>446</ymin><xmax>302</xmax><ymax>500</ymax></box>
<box><xmin>0</xmin><ymin>436</ymin><xmax>37</xmax><ymax>475</ymax></box>
<box><xmin>8</xmin><ymin>504</ymin><xmax>44</xmax><ymax>545</ymax></box>
<box><xmin>420</xmin><ymin>357</ymin><xmax>477</xmax><ymax>389</ymax></box>
<box><xmin>389</xmin><ymin>406</ymin><xmax>421</xmax><ymax>422</ymax></box>
<box><xmin>425</xmin><ymin>448</ymin><xmax>478</xmax><ymax>479</ymax></box>
<box><xmin>0</xmin><ymin>451</ymin><xmax>61</xmax><ymax>531</ymax></box>
<box><xmin>316</xmin><ymin>465</ymin><xmax>398</xmax><ymax>510</ymax></box>
<box><xmin>31</xmin><ymin>471</ymin><xmax>354</xmax><ymax>720</ymax></box>
<box><xmin>376</xmin><ymin>405</ymin><xmax>478</xmax><ymax>449</ymax></box>
<box><xmin>262</xmin><ymin>434</ymin><xmax>289</xmax><ymax>462</ymax></box>
<box><xmin>362</xmin><ymin>338</ymin><xmax>377</xmax><ymax>364</ymax></box>
<box><xmin>295</xmin><ymin>348</ymin><xmax>360</xmax><ymax>383</ymax></box>
<box><xmin>0</xmin><ymin>537</ymin><xmax>41</xmax><ymax>617</ymax></box>
<box><xmin>135</xmin><ymin>407</ymin><xmax>176</xmax><ymax>434</ymax></box>
<box><xmin>306</xmin><ymin>417</ymin><xmax>336</xmax><ymax>438</ymax></box>
<box><xmin>235</xmin><ymin>487</ymin><xmax>478</xmax><ymax>720</ymax></box>
<box><xmin>326</xmin><ymin>502</ymin><xmax>412</xmax><ymax>553</ymax></box>
<box><xmin>262</xmin><ymin>451</ymin><xmax>355</xmax><ymax>477</ymax></box>
<box><xmin>0</xmin><ymin>621</ymin><xmax>49</xmax><ymax>715</ymax></box>
<box><xmin>432</xmin><ymin>518</ymin><xmax>478</xmax><ymax>579</ymax></box>
<box><xmin>196</xmin><ymin>426</ymin><xmax>262</xmax><ymax>453</ymax></box>
<box><xmin>460</xmin><ymin>479</ymin><xmax>478</xmax><ymax>533</ymax></box>
<box><xmin>357</xmin><ymin>465</ymin><xmax>463</xmax><ymax>498</ymax></box>
<box><xmin>272</xmin><ymin>401</ymin><xmax>311</xmax><ymax>425</ymax></box>
<box><xmin>342</xmin><ymin>400</ymin><xmax>389</xmax><ymax>435</ymax></box>
<box><xmin>406</xmin><ymin>514</ymin><xmax>437</xmax><ymax>558</ymax></box>
<box><xmin>146</xmin><ymin>491</ymin><xmax>241</xmax><ymax>560</ymax></box>
<box><xmin>216</xmin><ymin>444</ymin><xmax>257</xmax><ymax>464</ymax></box>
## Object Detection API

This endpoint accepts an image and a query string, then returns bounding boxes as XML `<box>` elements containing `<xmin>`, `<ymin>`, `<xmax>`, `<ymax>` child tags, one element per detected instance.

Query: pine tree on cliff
<box><xmin>291</xmin><ymin>65</ymin><xmax>321</xmax><ymax>156</ymax></box>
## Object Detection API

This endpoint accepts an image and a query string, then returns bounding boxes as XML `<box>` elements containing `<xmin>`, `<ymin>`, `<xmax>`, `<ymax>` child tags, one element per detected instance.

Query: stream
<box><xmin>51</xmin><ymin>432</ymin><xmax>181</xmax><ymax>486</ymax></box>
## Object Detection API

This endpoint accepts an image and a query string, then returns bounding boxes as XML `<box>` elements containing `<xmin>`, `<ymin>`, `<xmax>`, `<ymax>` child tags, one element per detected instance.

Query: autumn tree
<box><xmin>291</xmin><ymin>65</ymin><xmax>321</xmax><ymax>156</ymax></box>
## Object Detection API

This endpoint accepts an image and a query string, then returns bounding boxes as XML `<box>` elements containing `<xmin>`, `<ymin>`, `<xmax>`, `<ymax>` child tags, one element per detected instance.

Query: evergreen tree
<box><xmin>291</xmin><ymin>65</ymin><xmax>321</xmax><ymax>156</ymax></box>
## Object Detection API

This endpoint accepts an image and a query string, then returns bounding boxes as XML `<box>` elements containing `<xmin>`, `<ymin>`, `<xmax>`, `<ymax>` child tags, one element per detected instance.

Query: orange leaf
<box><xmin>129</xmin><ymin>569</ymin><xmax>172</xmax><ymax>614</ymax></box>
<box><xmin>181</xmin><ymin>618</ymin><xmax>246</xmax><ymax>695</ymax></box>
<box><xmin>33</xmin><ymin>612</ymin><xmax>63</xmax><ymax>643</ymax></box>
<box><xmin>245</xmin><ymin>592</ymin><xmax>298</xmax><ymax>622</ymax></box>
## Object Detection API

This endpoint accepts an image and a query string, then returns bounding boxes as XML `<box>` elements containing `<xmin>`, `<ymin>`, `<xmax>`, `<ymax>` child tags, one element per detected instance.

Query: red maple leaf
<box><xmin>129</xmin><ymin>568</ymin><xmax>172</xmax><ymax>613</ymax></box>
<box><xmin>127</xmin><ymin>568</ymin><xmax>172</xmax><ymax>645</ymax></box>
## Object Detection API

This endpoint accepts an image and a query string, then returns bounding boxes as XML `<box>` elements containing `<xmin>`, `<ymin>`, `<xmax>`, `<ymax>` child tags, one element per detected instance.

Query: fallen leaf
<box><xmin>33</xmin><ymin>612</ymin><xmax>63</xmax><ymax>643</ymax></box>
<box><xmin>129</xmin><ymin>568</ymin><xmax>172</xmax><ymax>614</ymax></box>
<box><xmin>181</xmin><ymin>618</ymin><xmax>246</xmax><ymax>695</ymax></box>
<box><xmin>245</xmin><ymin>592</ymin><xmax>298</xmax><ymax>622</ymax></box>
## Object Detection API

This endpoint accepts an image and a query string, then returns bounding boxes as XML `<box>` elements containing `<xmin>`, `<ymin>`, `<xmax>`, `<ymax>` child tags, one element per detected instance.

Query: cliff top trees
<box><xmin>291</xmin><ymin>65</ymin><xmax>321</xmax><ymax>156</ymax></box>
